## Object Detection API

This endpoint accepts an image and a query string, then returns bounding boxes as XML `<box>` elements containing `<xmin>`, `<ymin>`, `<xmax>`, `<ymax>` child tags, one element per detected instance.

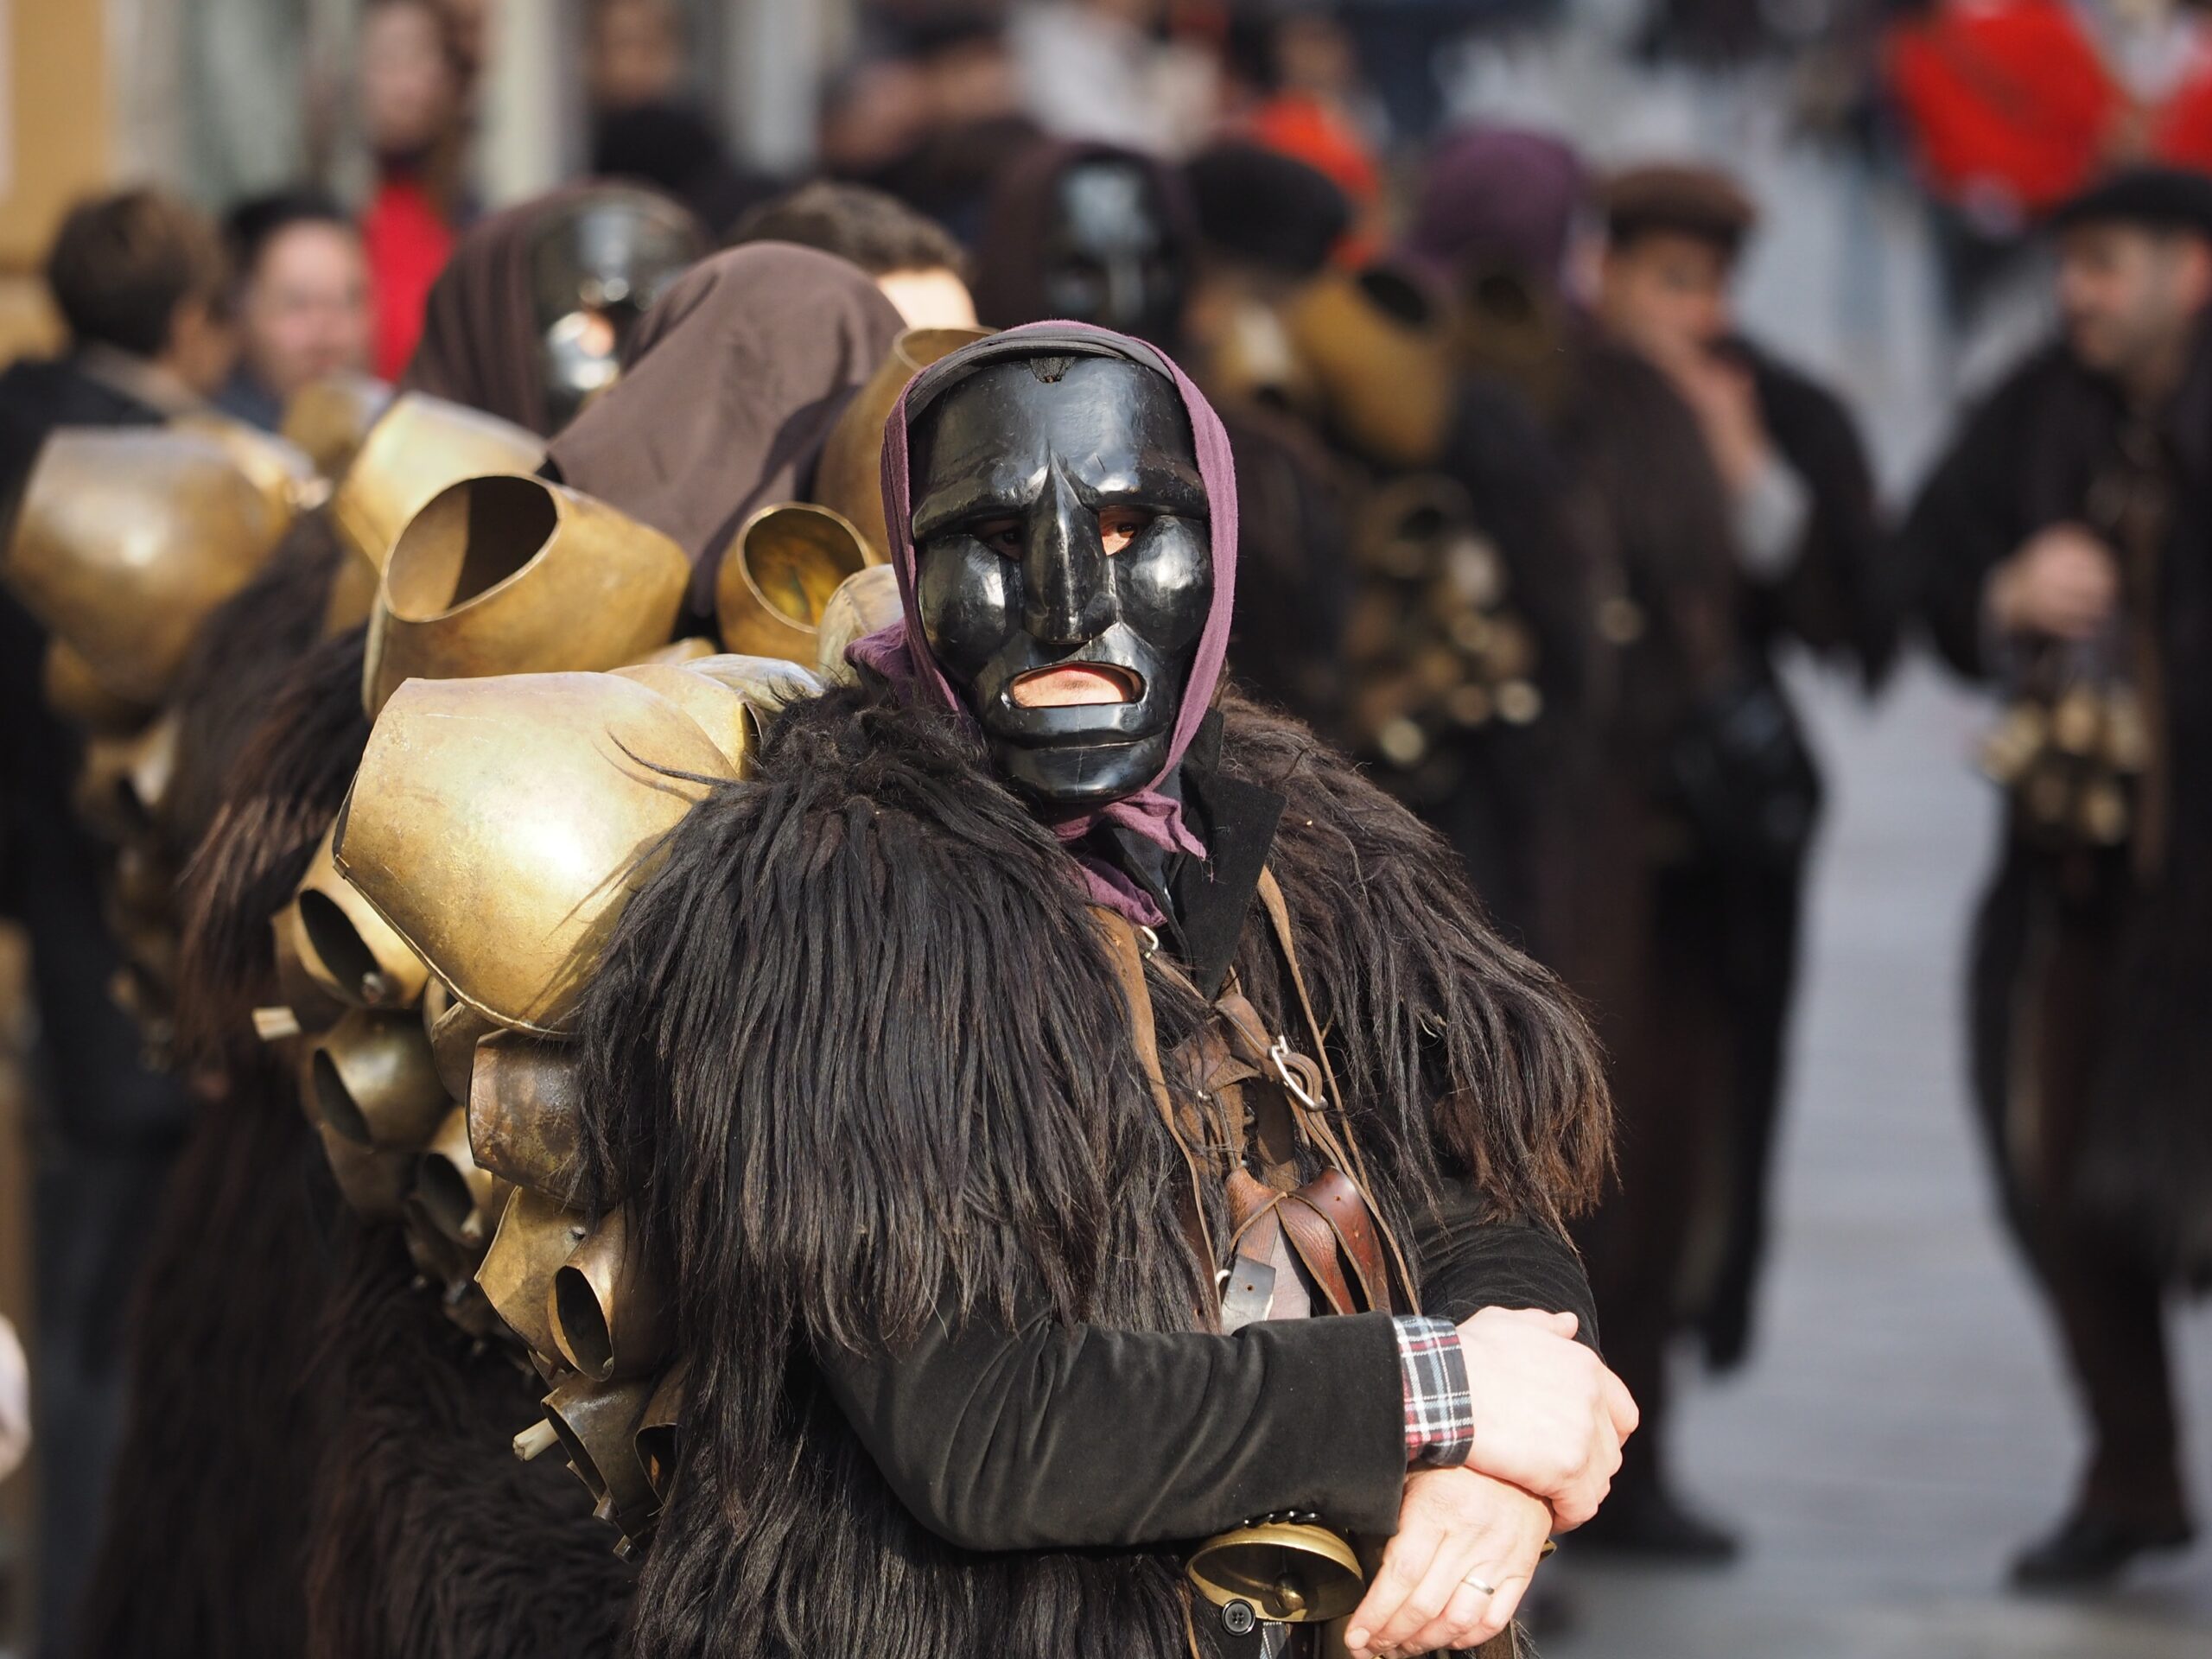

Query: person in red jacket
<box><xmin>1883</xmin><ymin>0</ymin><xmax>2124</xmax><ymax>318</ymax></box>
<box><xmin>356</xmin><ymin>0</ymin><xmax>468</xmax><ymax>379</ymax></box>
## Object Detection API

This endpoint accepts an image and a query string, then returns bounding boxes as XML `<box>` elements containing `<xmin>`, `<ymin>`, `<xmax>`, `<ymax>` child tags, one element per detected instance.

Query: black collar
<box><xmin>1103</xmin><ymin>709</ymin><xmax>1286</xmax><ymax>997</ymax></box>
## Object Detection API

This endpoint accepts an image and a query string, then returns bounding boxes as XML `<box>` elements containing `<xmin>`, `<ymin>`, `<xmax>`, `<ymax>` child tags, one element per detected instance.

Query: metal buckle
<box><xmin>1268</xmin><ymin>1035</ymin><xmax>1319</xmax><ymax>1109</ymax></box>
<box><xmin>1135</xmin><ymin>924</ymin><xmax>1160</xmax><ymax>959</ymax></box>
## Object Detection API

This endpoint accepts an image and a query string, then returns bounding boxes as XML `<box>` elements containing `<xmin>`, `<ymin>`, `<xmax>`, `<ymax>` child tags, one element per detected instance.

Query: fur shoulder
<box><xmin>1216</xmin><ymin>696</ymin><xmax>1611</xmax><ymax>1227</ymax></box>
<box><xmin>574</xmin><ymin>683</ymin><xmax>1203</xmax><ymax>1363</ymax></box>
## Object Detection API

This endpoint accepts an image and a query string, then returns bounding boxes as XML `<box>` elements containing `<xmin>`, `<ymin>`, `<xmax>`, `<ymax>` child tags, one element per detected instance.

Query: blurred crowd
<box><xmin>3</xmin><ymin>0</ymin><xmax>2212</xmax><ymax>1655</ymax></box>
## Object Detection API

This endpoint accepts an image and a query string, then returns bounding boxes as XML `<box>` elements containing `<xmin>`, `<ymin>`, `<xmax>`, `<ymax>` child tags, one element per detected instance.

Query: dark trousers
<box><xmin>1573</xmin><ymin>845</ymin><xmax>1805</xmax><ymax>1498</ymax></box>
<box><xmin>2005</xmin><ymin>895</ymin><xmax>2187</xmax><ymax>1530</ymax></box>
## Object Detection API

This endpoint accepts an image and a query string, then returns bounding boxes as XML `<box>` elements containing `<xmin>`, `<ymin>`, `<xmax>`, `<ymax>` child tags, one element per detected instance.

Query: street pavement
<box><xmin>1529</xmin><ymin>661</ymin><xmax>2212</xmax><ymax>1658</ymax></box>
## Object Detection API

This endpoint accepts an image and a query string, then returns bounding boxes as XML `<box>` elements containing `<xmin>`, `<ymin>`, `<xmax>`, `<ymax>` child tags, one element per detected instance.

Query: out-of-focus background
<box><xmin>0</xmin><ymin>2</ymin><xmax>2209</xmax><ymax>1656</ymax></box>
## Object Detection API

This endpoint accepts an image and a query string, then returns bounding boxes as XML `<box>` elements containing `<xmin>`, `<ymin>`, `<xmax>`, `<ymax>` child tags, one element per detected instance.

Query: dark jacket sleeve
<box><xmin>1750</xmin><ymin>349</ymin><xmax>1899</xmax><ymax>688</ymax></box>
<box><xmin>1412</xmin><ymin>1176</ymin><xmax>1600</xmax><ymax>1353</ymax></box>
<box><xmin>1898</xmin><ymin>357</ymin><xmax>2050</xmax><ymax>680</ymax></box>
<box><xmin>817</xmin><ymin>1302</ymin><xmax>1408</xmax><ymax>1552</ymax></box>
<box><xmin>817</xmin><ymin>1189</ymin><xmax>1605</xmax><ymax>1556</ymax></box>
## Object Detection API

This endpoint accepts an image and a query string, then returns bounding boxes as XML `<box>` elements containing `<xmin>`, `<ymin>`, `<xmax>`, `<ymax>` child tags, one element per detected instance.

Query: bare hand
<box><xmin>1987</xmin><ymin>524</ymin><xmax>2120</xmax><ymax>640</ymax></box>
<box><xmin>0</xmin><ymin>1313</ymin><xmax>29</xmax><ymax>1482</ymax></box>
<box><xmin>1343</xmin><ymin>1467</ymin><xmax>1552</xmax><ymax>1658</ymax></box>
<box><xmin>1455</xmin><ymin>1306</ymin><xmax>1637</xmax><ymax>1529</ymax></box>
<box><xmin>1656</xmin><ymin>343</ymin><xmax>1771</xmax><ymax>495</ymax></box>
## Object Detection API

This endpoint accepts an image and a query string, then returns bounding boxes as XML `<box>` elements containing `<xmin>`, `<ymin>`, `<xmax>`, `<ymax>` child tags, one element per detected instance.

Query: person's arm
<box><xmin>1411</xmin><ymin>1174</ymin><xmax>1598</xmax><ymax>1349</ymax></box>
<box><xmin>817</xmin><ymin>1299</ymin><xmax>1408</xmax><ymax>1553</ymax></box>
<box><xmin>1901</xmin><ymin>366</ymin><xmax>2044</xmax><ymax>679</ymax></box>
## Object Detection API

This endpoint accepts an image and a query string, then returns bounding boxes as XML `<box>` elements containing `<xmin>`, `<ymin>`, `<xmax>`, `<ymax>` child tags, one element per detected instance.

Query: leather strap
<box><xmin>1295</xmin><ymin>1169</ymin><xmax>1390</xmax><ymax>1316</ymax></box>
<box><xmin>1274</xmin><ymin>1191</ymin><xmax>1361</xmax><ymax>1317</ymax></box>
<box><xmin>1094</xmin><ymin>907</ymin><xmax>1217</xmax><ymax>1300</ymax></box>
<box><xmin>1254</xmin><ymin>869</ymin><xmax>1420</xmax><ymax>1314</ymax></box>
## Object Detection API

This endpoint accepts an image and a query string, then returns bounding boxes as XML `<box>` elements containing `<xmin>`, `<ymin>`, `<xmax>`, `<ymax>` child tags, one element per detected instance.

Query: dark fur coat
<box><xmin>80</xmin><ymin>590</ymin><xmax>632</xmax><ymax>1656</ymax></box>
<box><xmin>575</xmin><ymin>683</ymin><xmax>1610</xmax><ymax>1658</ymax></box>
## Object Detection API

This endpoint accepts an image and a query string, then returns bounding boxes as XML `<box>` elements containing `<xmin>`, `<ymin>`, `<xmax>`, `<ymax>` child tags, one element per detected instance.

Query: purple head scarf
<box><xmin>1402</xmin><ymin>126</ymin><xmax>1586</xmax><ymax>291</ymax></box>
<box><xmin>849</xmin><ymin>321</ymin><xmax>1239</xmax><ymax>925</ymax></box>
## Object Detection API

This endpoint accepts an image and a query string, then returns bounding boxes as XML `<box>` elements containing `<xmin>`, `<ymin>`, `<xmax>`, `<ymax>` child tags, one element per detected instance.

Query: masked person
<box><xmin>974</xmin><ymin>138</ymin><xmax>1358</xmax><ymax>738</ymax></box>
<box><xmin>67</xmin><ymin>182</ymin><xmax>706</xmax><ymax>1659</ymax></box>
<box><xmin>1906</xmin><ymin>165</ymin><xmax>2212</xmax><ymax>1587</ymax></box>
<box><xmin>542</xmin><ymin>321</ymin><xmax>1631</xmax><ymax>1659</ymax></box>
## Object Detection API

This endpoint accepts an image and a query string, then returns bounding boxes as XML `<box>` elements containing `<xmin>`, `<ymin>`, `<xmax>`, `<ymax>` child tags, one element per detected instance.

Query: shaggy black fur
<box><xmin>574</xmin><ymin>681</ymin><xmax>1610</xmax><ymax>1658</ymax></box>
<box><xmin>302</xmin><ymin>1217</ymin><xmax>636</xmax><ymax>1659</ymax></box>
<box><xmin>163</xmin><ymin>511</ymin><xmax>346</xmax><ymax>868</ymax></box>
<box><xmin>89</xmin><ymin>623</ymin><xmax>634</xmax><ymax>1659</ymax></box>
<box><xmin>173</xmin><ymin>625</ymin><xmax>371</xmax><ymax>1068</ymax></box>
<box><xmin>74</xmin><ymin>629</ymin><xmax>369</xmax><ymax>1659</ymax></box>
<box><xmin>72</xmin><ymin>1046</ymin><xmax>334</xmax><ymax>1659</ymax></box>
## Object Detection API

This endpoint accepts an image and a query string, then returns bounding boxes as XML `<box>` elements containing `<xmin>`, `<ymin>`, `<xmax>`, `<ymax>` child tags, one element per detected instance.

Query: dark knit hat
<box><xmin>1183</xmin><ymin>140</ymin><xmax>1351</xmax><ymax>278</ymax></box>
<box><xmin>1600</xmin><ymin>163</ymin><xmax>1758</xmax><ymax>259</ymax></box>
<box><xmin>2051</xmin><ymin>165</ymin><xmax>2212</xmax><ymax>240</ymax></box>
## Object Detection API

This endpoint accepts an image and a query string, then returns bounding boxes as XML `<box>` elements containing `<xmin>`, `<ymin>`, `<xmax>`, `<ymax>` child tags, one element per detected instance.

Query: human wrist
<box><xmin>1394</xmin><ymin>1315</ymin><xmax>1474</xmax><ymax>1470</ymax></box>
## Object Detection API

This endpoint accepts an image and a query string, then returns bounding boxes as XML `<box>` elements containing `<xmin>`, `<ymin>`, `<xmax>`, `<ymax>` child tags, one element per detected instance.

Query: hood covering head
<box><xmin>1402</xmin><ymin>126</ymin><xmax>1586</xmax><ymax>291</ymax></box>
<box><xmin>544</xmin><ymin>242</ymin><xmax>906</xmax><ymax>610</ymax></box>
<box><xmin>971</xmin><ymin>139</ymin><xmax>1195</xmax><ymax>346</ymax></box>
<box><xmin>850</xmin><ymin>321</ymin><xmax>1238</xmax><ymax>925</ymax></box>
<box><xmin>399</xmin><ymin>180</ymin><xmax>706</xmax><ymax>435</ymax></box>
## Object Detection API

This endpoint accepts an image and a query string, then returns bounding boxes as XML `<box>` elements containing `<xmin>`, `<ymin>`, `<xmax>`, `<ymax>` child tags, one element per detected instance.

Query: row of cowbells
<box><xmin>275</xmin><ymin>656</ymin><xmax>874</xmax><ymax>1551</ymax></box>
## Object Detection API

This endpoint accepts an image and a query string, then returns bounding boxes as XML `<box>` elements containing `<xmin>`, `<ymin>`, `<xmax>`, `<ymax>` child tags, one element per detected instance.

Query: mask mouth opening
<box><xmin>1007</xmin><ymin>662</ymin><xmax>1143</xmax><ymax>709</ymax></box>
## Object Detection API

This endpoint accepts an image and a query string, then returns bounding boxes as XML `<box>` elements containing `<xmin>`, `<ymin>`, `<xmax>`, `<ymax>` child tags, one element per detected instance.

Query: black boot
<box><xmin>1569</xmin><ymin>1481</ymin><xmax>1740</xmax><ymax>1562</ymax></box>
<box><xmin>2009</xmin><ymin>1510</ymin><xmax>2195</xmax><ymax>1589</ymax></box>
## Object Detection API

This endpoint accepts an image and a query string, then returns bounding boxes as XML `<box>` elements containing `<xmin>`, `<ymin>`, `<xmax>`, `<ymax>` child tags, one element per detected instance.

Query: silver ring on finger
<box><xmin>1463</xmin><ymin>1573</ymin><xmax>1497</xmax><ymax>1597</ymax></box>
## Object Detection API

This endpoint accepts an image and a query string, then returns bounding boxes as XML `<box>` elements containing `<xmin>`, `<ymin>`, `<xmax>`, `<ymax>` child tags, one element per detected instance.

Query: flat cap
<box><xmin>1600</xmin><ymin>162</ymin><xmax>1758</xmax><ymax>257</ymax></box>
<box><xmin>2050</xmin><ymin>164</ymin><xmax>2212</xmax><ymax>239</ymax></box>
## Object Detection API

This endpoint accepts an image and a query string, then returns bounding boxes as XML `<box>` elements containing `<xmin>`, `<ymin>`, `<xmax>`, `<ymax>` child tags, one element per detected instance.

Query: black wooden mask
<box><xmin>1036</xmin><ymin>157</ymin><xmax>1189</xmax><ymax>346</ymax></box>
<box><xmin>909</xmin><ymin>353</ymin><xmax>1212</xmax><ymax>810</ymax></box>
<box><xmin>529</xmin><ymin>190</ymin><xmax>703</xmax><ymax>429</ymax></box>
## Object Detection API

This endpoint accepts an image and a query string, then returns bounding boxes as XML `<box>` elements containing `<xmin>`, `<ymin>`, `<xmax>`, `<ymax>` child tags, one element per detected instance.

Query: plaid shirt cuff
<box><xmin>1395</xmin><ymin>1315</ymin><xmax>1474</xmax><ymax>1469</ymax></box>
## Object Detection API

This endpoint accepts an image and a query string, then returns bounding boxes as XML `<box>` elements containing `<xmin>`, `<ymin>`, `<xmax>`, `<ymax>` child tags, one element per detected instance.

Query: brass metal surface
<box><xmin>550</xmin><ymin>1205</ymin><xmax>670</xmax><ymax>1382</ymax></box>
<box><xmin>172</xmin><ymin>413</ymin><xmax>323</xmax><ymax>514</ymax></box>
<box><xmin>1187</xmin><ymin>1518</ymin><xmax>1365</xmax><ymax>1623</ymax></box>
<box><xmin>540</xmin><ymin>1371</ymin><xmax>659</xmax><ymax>1536</ymax></box>
<box><xmin>467</xmin><ymin>1032</ymin><xmax>590</xmax><ymax>1201</ymax></box>
<box><xmin>607</xmin><ymin>664</ymin><xmax>759</xmax><ymax>772</ymax></box>
<box><xmin>334</xmin><ymin>671</ymin><xmax>734</xmax><ymax>1034</ymax></box>
<box><xmin>1282</xmin><ymin>267</ymin><xmax>1455</xmax><ymax>472</ymax></box>
<box><xmin>636</xmin><ymin>1363</ymin><xmax>685</xmax><ymax>1500</ymax></box>
<box><xmin>300</xmin><ymin>1007</ymin><xmax>448</xmax><ymax>1150</ymax></box>
<box><xmin>269</xmin><ymin>900</ymin><xmax>348</xmax><ymax>1036</ymax></box>
<box><xmin>294</xmin><ymin>820</ymin><xmax>430</xmax><ymax>1009</ymax></box>
<box><xmin>715</xmin><ymin>501</ymin><xmax>874</xmax><ymax>664</ymax></box>
<box><xmin>327</xmin><ymin>392</ymin><xmax>544</xmax><ymax>577</ymax></box>
<box><xmin>417</xmin><ymin>1103</ymin><xmax>512</xmax><ymax>1252</ymax></box>
<box><xmin>4</xmin><ymin>426</ymin><xmax>297</xmax><ymax>704</ymax></box>
<box><xmin>281</xmin><ymin>372</ymin><xmax>395</xmax><ymax>479</ymax></box>
<box><xmin>425</xmin><ymin>977</ymin><xmax>503</xmax><ymax>1100</ymax></box>
<box><xmin>476</xmin><ymin>1186</ymin><xmax>590</xmax><ymax>1358</ymax></box>
<box><xmin>612</xmin><ymin>653</ymin><xmax>822</xmax><ymax>772</ymax></box>
<box><xmin>814</xmin><ymin>565</ymin><xmax>904</xmax><ymax>683</ymax></box>
<box><xmin>365</xmin><ymin>473</ymin><xmax>690</xmax><ymax>718</ymax></box>
<box><xmin>813</xmin><ymin>326</ymin><xmax>992</xmax><ymax>559</ymax></box>
<box><xmin>634</xmin><ymin>636</ymin><xmax>717</xmax><ymax>664</ymax></box>
<box><xmin>314</xmin><ymin>1119</ymin><xmax>414</xmax><ymax>1221</ymax></box>
<box><xmin>42</xmin><ymin>639</ymin><xmax>156</xmax><ymax>733</ymax></box>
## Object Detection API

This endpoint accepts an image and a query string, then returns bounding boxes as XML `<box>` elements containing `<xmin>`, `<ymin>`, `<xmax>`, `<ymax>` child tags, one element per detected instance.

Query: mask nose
<box><xmin>1021</xmin><ymin>468</ymin><xmax>1112</xmax><ymax>647</ymax></box>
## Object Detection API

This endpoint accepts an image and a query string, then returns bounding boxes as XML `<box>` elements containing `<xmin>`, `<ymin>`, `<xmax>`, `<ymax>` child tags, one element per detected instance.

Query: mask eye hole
<box><xmin>1098</xmin><ymin>507</ymin><xmax>1152</xmax><ymax>556</ymax></box>
<box><xmin>969</xmin><ymin>518</ymin><xmax>1025</xmax><ymax>559</ymax></box>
